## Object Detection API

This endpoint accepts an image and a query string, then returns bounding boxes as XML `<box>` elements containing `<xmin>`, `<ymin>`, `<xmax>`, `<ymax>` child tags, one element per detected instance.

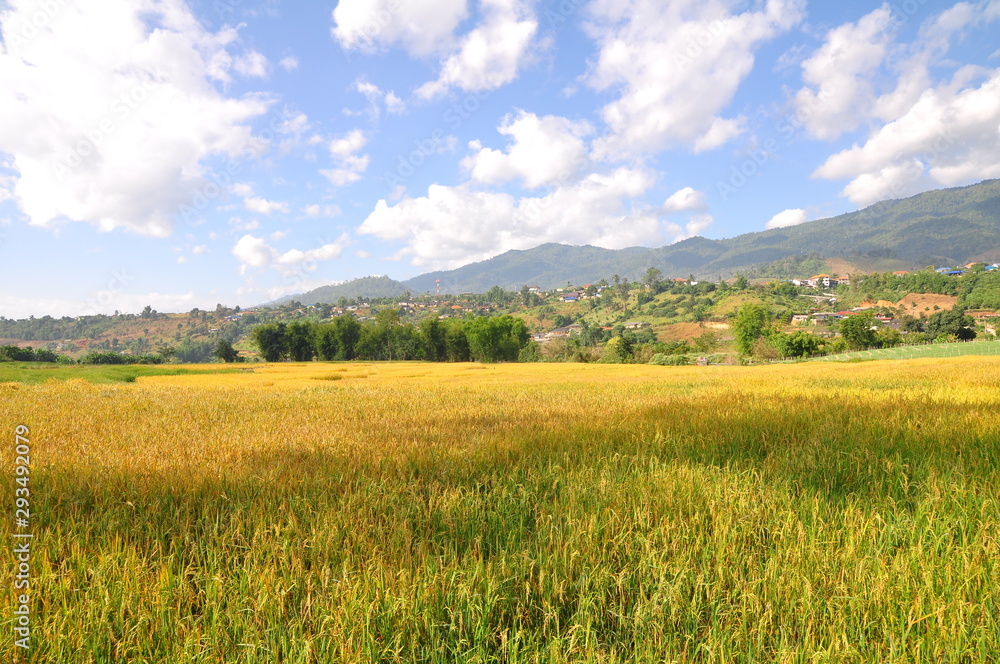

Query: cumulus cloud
<box><xmin>416</xmin><ymin>0</ymin><xmax>538</xmax><ymax>98</ymax></box>
<box><xmin>244</xmin><ymin>197</ymin><xmax>289</xmax><ymax>215</ymax></box>
<box><xmin>358</xmin><ymin>168</ymin><xmax>684</xmax><ymax>270</ymax></box>
<box><xmin>303</xmin><ymin>204</ymin><xmax>342</xmax><ymax>218</ymax></box>
<box><xmin>331</xmin><ymin>0</ymin><xmax>468</xmax><ymax>57</ymax></box>
<box><xmin>234</xmin><ymin>50</ymin><xmax>269</xmax><ymax>78</ymax></box>
<box><xmin>662</xmin><ymin>187</ymin><xmax>707</xmax><ymax>213</ymax></box>
<box><xmin>792</xmin><ymin>6</ymin><xmax>893</xmax><ymax>141</ymax></box>
<box><xmin>355</xmin><ymin>78</ymin><xmax>406</xmax><ymax>119</ymax></box>
<box><xmin>584</xmin><ymin>0</ymin><xmax>804</xmax><ymax>159</ymax></box>
<box><xmin>813</xmin><ymin>67</ymin><xmax>1000</xmax><ymax>206</ymax></box>
<box><xmin>463</xmin><ymin>111</ymin><xmax>592</xmax><ymax>188</ymax></box>
<box><xmin>0</xmin><ymin>0</ymin><xmax>272</xmax><ymax>237</ymax></box>
<box><xmin>321</xmin><ymin>129</ymin><xmax>370</xmax><ymax>186</ymax></box>
<box><xmin>279</xmin><ymin>55</ymin><xmax>299</xmax><ymax>71</ymax></box>
<box><xmin>232</xmin><ymin>232</ymin><xmax>350</xmax><ymax>276</ymax></box>
<box><xmin>765</xmin><ymin>208</ymin><xmax>809</xmax><ymax>229</ymax></box>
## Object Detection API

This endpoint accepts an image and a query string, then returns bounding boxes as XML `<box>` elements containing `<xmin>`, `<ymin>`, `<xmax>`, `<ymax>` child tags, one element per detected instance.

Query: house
<box><xmin>545</xmin><ymin>324</ymin><xmax>582</xmax><ymax>339</ymax></box>
<box><xmin>560</xmin><ymin>292</ymin><xmax>580</xmax><ymax>302</ymax></box>
<box><xmin>527</xmin><ymin>285</ymin><xmax>541</xmax><ymax>294</ymax></box>
<box><xmin>623</xmin><ymin>321</ymin><xmax>649</xmax><ymax>329</ymax></box>
<box><xmin>986</xmin><ymin>264</ymin><xmax>999</xmax><ymax>271</ymax></box>
<box><xmin>810</xmin><ymin>312</ymin><xmax>840</xmax><ymax>325</ymax></box>
<box><xmin>892</xmin><ymin>270</ymin><xmax>910</xmax><ymax>276</ymax></box>
<box><xmin>791</xmin><ymin>314</ymin><xmax>811</xmax><ymax>325</ymax></box>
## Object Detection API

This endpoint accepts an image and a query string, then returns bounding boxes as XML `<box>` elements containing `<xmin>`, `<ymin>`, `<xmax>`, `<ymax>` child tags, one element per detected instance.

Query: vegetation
<box><xmin>3</xmin><ymin>359</ymin><xmax>1000</xmax><ymax>661</ymax></box>
<box><xmin>250</xmin><ymin>314</ymin><xmax>532</xmax><ymax>363</ymax></box>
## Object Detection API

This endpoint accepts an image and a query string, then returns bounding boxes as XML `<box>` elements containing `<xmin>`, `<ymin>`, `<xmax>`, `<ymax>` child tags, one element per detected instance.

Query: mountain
<box><xmin>266</xmin><ymin>275</ymin><xmax>407</xmax><ymax>306</ymax></box>
<box><xmin>267</xmin><ymin>180</ymin><xmax>1000</xmax><ymax>302</ymax></box>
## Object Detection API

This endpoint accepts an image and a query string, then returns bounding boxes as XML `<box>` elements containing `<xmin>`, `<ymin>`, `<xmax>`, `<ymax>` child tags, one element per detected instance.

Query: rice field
<box><xmin>3</xmin><ymin>358</ymin><xmax>1000</xmax><ymax>663</ymax></box>
<box><xmin>813</xmin><ymin>337</ymin><xmax>1000</xmax><ymax>362</ymax></box>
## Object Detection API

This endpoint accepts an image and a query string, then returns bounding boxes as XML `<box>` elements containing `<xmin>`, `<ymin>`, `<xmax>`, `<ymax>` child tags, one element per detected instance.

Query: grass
<box><xmin>3</xmin><ymin>359</ymin><xmax>1000</xmax><ymax>662</ymax></box>
<box><xmin>813</xmin><ymin>337</ymin><xmax>1000</xmax><ymax>362</ymax></box>
<box><xmin>0</xmin><ymin>362</ymin><xmax>244</xmax><ymax>385</ymax></box>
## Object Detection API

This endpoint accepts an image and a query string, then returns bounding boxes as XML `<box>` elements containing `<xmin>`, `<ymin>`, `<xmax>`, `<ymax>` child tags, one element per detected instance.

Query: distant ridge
<box><xmin>263</xmin><ymin>180</ymin><xmax>1000</xmax><ymax>304</ymax></box>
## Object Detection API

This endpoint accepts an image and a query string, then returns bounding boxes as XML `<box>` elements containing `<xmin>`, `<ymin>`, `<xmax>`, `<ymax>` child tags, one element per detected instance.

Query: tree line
<box><xmin>249</xmin><ymin>312</ymin><xmax>532</xmax><ymax>363</ymax></box>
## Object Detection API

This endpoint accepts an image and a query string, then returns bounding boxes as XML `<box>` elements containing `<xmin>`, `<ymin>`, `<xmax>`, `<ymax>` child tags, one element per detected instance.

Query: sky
<box><xmin>1</xmin><ymin>0</ymin><xmax>999</xmax><ymax>318</ymax></box>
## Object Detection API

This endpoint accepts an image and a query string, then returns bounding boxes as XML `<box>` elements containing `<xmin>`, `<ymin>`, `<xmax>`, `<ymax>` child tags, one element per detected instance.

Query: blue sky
<box><xmin>1</xmin><ymin>0</ymin><xmax>999</xmax><ymax>317</ymax></box>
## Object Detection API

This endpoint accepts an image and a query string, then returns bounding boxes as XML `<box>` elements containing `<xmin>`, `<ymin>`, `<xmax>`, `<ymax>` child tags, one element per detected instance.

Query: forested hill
<box><xmin>273</xmin><ymin>179</ymin><xmax>1000</xmax><ymax>301</ymax></box>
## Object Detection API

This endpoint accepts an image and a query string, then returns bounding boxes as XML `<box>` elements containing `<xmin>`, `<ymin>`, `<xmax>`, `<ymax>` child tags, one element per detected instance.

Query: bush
<box><xmin>648</xmin><ymin>353</ymin><xmax>691</xmax><ymax>366</ymax></box>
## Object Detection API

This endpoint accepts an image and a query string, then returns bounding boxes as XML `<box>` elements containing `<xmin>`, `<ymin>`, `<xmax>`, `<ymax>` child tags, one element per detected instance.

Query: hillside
<box><xmin>266</xmin><ymin>275</ymin><xmax>407</xmax><ymax>307</ymax></box>
<box><xmin>268</xmin><ymin>180</ymin><xmax>1000</xmax><ymax>301</ymax></box>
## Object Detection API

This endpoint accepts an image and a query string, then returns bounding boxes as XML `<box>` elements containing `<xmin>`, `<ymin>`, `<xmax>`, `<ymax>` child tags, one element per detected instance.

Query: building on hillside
<box><xmin>791</xmin><ymin>314</ymin><xmax>811</xmax><ymax>325</ymax></box>
<box><xmin>893</xmin><ymin>270</ymin><xmax>910</xmax><ymax>276</ymax></box>
<box><xmin>810</xmin><ymin>312</ymin><xmax>840</xmax><ymax>325</ymax></box>
<box><xmin>623</xmin><ymin>321</ymin><xmax>649</xmax><ymax>329</ymax></box>
<box><xmin>560</xmin><ymin>292</ymin><xmax>580</xmax><ymax>302</ymax></box>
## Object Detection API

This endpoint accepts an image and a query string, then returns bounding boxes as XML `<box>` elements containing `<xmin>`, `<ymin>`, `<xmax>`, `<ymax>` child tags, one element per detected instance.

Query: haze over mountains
<box><xmin>267</xmin><ymin>180</ymin><xmax>1000</xmax><ymax>305</ymax></box>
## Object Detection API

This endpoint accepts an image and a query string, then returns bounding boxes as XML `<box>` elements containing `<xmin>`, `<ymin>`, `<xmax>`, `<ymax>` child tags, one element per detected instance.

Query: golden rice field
<box><xmin>3</xmin><ymin>358</ymin><xmax>1000</xmax><ymax>663</ymax></box>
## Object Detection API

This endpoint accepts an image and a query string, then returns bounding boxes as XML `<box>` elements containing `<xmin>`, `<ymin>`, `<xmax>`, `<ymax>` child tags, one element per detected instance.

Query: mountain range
<box><xmin>266</xmin><ymin>179</ymin><xmax>1000</xmax><ymax>305</ymax></box>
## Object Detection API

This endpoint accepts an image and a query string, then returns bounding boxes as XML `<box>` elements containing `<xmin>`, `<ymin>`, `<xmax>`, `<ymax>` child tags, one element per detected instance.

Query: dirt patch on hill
<box><xmin>895</xmin><ymin>293</ymin><xmax>959</xmax><ymax>315</ymax></box>
<box><xmin>657</xmin><ymin>322</ymin><xmax>709</xmax><ymax>341</ymax></box>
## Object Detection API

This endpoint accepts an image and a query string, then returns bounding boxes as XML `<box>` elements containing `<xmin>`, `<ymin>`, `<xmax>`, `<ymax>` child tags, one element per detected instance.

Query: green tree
<box><xmin>642</xmin><ymin>267</ymin><xmax>663</xmax><ymax>292</ymax></box>
<box><xmin>419</xmin><ymin>316</ymin><xmax>447</xmax><ymax>361</ymax></box>
<box><xmin>924</xmin><ymin>308</ymin><xmax>976</xmax><ymax>340</ymax></box>
<box><xmin>286</xmin><ymin>321</ymin><xmax>316</xmax><ymax>362</ymax></box>
<box><xmin>465</xmin><ymin>315</ymin><xmax>530</xmax><ymax>362</ymax></box>
<box><xmin>213</xmin><ymin>339</ymin><xmax>240</xmax><ymax>363</ymax></box>
<box><xmin>252</xmin><ymin>323</ymin><xmax>288</xmax><ymax>362</ymax></box>
<box><xmin>839</xmin><ymin>312</ymin><xmax>879</xmax><ymax>350</ymax></box>
<box><xmin>732</xmin><ymin>304</ymin><xmax>771</xmax><ymax>355</ymax></box>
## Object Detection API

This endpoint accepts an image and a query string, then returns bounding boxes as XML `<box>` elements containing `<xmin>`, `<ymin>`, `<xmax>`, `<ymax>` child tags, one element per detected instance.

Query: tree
<box><xmin>733</xmin><ymin>275</ymin><xmax>750</xmax><ymax>290</ymax></box>
<box><xmin>419</xmin><ymin>316</ymin><xmax>447</xmax><ymax>361</ymax></box>
<box><xmin>732</xmin><ymin>304</ymin><xmax>771</xmax><ymax>355</ymax></box>
<box><xmin>465</xmin><ymin>315</ymin><xmax>529</xmax><ymax>362</ymax></box>
<box><xmin>214</xmin><ymin>339</ymin><xmax>240</xmax><ymax>363</ymax></box>
<box><xmin>839</xmin><ymin>312</ymin><xmax>879</xmax><ymax>350</ymax></box>
<box><xmin>252</xmin><ymin>323</ymin><xmax>288</xmax><ymax>362</ymax></box>
<box><xmin>286</xmin><ymin>321</ymin><xmax>316</xmax><ymax>362</ymax></box>
<box><xmin>924</xmin><ymin>308</ymin><xmax>976</xmax><ymax>340</ymax></box>
<box><xmin>642</xmin><ymin>267</ymin><xmax>663</xmax><ymax>292</ymax></box>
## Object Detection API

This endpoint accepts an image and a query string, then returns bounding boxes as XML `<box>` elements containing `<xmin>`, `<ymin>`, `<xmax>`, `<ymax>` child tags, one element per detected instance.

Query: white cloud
<box><xmin>278</xmin><ymin>112</ymin><xmax>310</xmax><ymax>135</ymax></box>
<box><xmin>385</xmin><ymin>91</ymin><xmax>405</xmax><ymax>114</ymax></box>
<box><xmin>234</xmin><ymin>50</ymin><xmax>269</xmax><ymax>78</ymax></box>
<box><xmin>329</xmin><ymin>129</ymin><xmax>367</xmax><ymax>158</ymax></box>
<box><xmin>331</xmin><ymin>0</ymin><xmax>468</xmax><ymax>57</ymax></box>
<box><xmin>679</xmin><ymin>214</ymin><xmax>713</xmax><ymax>240</ymax></box>
<box><xmin>765</xmin><ymin>208</ymin><xmax>808</xmax><ymax>229</ymax></box>
<box><xmin>177</xmin><ymin>256</ymin><xmax>189</xmax><ymax>263</ymax></box>
<box><xmin>229</xmin><ymin>216</ymin><xmax>260</xmax><ymax>231</ymax></box>
<box><xmin>279</xmin><ymin>55</ymin><xmax>299</xmax><ymax>71</ymax></box>
<box><xmin>813</xmin><ymin>67</ymin><xmax>1000</xmax><ymax>206</ymax></box>
<box><xmin>0</xmin><ymin>0</ymin><xmax>272</xmax><ymax>237</ymax></box>
<box><xmin>792</xmin><ymin>6</ymin><xmax>893</xmax><ymax>141</ymax></box>
<box><xmin>358</xmin><ymin>168</ymin><xmax>683</xmax><ymax>270</ymax></box>
<box><xmin>322</xmin><ymin>129</ymin><xmax>369</xmax><ymax>186</ymax></box>
<box><xmin>416</xmin><ymin>0</ymin><xmax>538</xmax><ymax>99</ymax></box>
<box><xmin>354</xmin><ymin>78</ymin><xmax>406</xmax><ymax>118</ymax></box>
<box><xmin>192</xmin><ymin>244</ymin><xmax>207</xmax><ymax>254</ymax></box>
<box><xmin>244</xmin><ymin>197</ymin><xmax>289</xmax><ymax>215</ymax></box>
<box><xmin>463</xmin><ymin>111</ymin><xmax>592</xmax><ymax>188</ymax></box>
<box><xmin>662</xmin><ymin>187</ymin><xmax>707</xmax><ymax>213</ymax></box>
<box><xmin>303</xmin><ymin>204</ymin><xmax>342</xmax><ymax>218</ymax></box>
<box><xmin>231</xmin><ymin>183</ymin><xmax>255</xmax><ymax>197</ymax></box>
<box><xmin>232</xmin><ymin>232</ymin><xmax>350</xmax><ymax>276</ymax></box>
<box><xmin>585</xmin><ymin>0</ymin><xmax>804</xmax><ymax>159</ymax></box>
